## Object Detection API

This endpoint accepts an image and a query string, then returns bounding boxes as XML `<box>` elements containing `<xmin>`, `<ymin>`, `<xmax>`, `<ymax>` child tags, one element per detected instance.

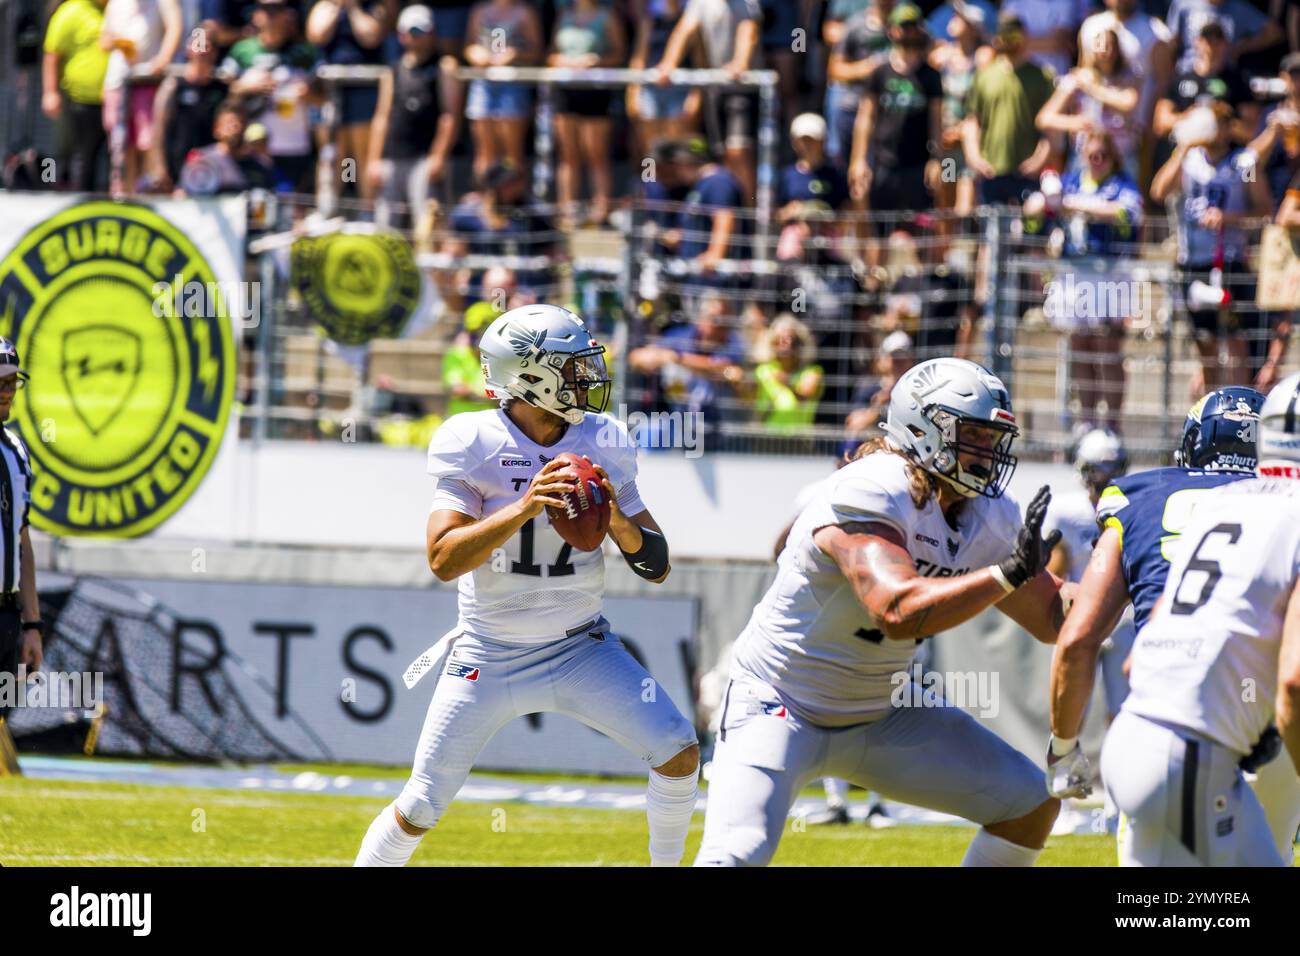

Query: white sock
<box><xmin>960</xmin><ymin>828</ymin><xmax>1042</xmax><ymax>867</ymax></box>
<box><xmin>823</xmin><ymin>777</ymin><xmax>849</xmax><ymax>810</ymax></box>
<box><xmin>647</xmin><ymin>768</ymin><xmax>698</xmax><ymax>866</ymax></box>
<box><xmin>354</xmin><ymin>802</ymin><xmax>424</xmax><ymax>867</ymax></box>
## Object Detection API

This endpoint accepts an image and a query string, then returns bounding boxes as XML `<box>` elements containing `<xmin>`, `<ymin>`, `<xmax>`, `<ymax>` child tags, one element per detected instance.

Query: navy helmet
<box><xmin>1175</xmin><ymin>386</ymin><xmax>1265</xmax><ymax>471</ymax></box>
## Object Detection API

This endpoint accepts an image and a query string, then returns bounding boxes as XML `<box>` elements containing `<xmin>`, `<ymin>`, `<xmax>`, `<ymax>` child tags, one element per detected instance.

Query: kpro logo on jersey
<box><xmin>445</xmin><ymin>661</ymin><xmax>481</xmax><ymax>682</ymax></box>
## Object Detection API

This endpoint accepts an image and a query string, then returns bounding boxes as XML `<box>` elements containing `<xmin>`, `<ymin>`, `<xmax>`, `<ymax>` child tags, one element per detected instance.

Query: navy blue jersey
<box><xmin>1096</xmin><ymin>466</ymin><xmax>1252</xmax><ymax>631</ymax></box>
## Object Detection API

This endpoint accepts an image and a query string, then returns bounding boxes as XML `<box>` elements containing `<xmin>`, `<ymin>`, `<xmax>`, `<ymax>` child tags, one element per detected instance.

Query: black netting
<box><xmin>8</xmin><ymin>576</ymin><xmax>332</xmax><ymax>763</ymax></box>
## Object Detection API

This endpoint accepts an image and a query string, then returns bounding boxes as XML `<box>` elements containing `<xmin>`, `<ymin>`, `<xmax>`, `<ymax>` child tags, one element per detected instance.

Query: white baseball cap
<box><xmin>880</xmin><ymin>330</ymin><xmax>914</xmax><ymax>355</ymax></box>
<box><xmin>398</xmin><ymin>5</ymin><xmax>435</xmax><ymax>35</ymax></box>
<box><xmin>790</xmin><ymin>113</ymin><xmax>828</xmax><ymax>141</ymax></box>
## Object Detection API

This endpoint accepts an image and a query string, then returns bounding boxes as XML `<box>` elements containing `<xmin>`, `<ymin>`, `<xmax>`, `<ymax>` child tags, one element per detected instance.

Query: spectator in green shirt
<box><xmin>753</xmin><ymin>314</ymin><xmax>824</xmax><ymax>433</ymax></box>
<box><xmin>962</xmin><ymin>10</ymin><xmax>1054</xmax><ymax>205</ymax></box>
<box><xmin>42</xmin><ymin>0</ymin><xmax>110</xmax><ymax>191</ymax></box>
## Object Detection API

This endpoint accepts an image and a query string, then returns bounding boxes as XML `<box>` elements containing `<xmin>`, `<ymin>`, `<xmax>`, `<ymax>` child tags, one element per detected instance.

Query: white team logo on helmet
<box><xmin>881</xmin><ymin>357</ymin><xmax>1019</xmax><ymax>498</ymax></box>
<box><xmin>479</xmin><ymin>304</ymin><xmax>612</xmax><ymax>425</ymax></box>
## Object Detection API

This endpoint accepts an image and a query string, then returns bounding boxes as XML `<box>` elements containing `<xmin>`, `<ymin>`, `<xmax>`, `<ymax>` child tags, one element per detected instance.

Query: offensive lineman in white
<box><xmin>696</xmin><ymin>358</ymin><xmax>1069</xmax><ymax>866</ymax></box>
<box><xmin>354</xmin><ymin>305</ymin><xmax>699</xmax><ymax>866</ymax></box>
<box><xmin>1095</xmin><ymin>374</ymin><xmax>1300</xmax><ymax>866</ymax></box>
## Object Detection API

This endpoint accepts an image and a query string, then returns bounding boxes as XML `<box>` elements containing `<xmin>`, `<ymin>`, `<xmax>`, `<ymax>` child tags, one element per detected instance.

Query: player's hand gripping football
<box><xmin>1045</xmin><ymin>737</ymin><xmax>1093</xmax><ymax>799</ymax></box>
<box><xmin>997</xmin><ymin>486</ymin><xmax>1062</xmax><ymax>589</ymax></box>
<box><xmin>583</xmin><ymin>456</ymin><xmax>638</xmax><ymax>549</ymax></box>
<box><xmin>516</xmin><ymin>458</ymin><xmax>578</xmax><ymax>520</ymax></box>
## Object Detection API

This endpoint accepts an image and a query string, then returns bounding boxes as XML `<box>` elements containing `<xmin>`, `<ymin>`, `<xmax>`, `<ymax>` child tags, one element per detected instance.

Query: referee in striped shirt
<box><xmin>0</xmin><ymin>337</ymin><xmax>42</xmax><ymax>729</ymax></box>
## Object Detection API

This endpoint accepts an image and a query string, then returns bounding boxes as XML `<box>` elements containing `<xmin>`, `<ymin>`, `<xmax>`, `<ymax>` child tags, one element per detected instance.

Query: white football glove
<box><xmin>1045</xmin><ymin>738</ymin><xmax>1093</xmax><ymax>799</ymax></box>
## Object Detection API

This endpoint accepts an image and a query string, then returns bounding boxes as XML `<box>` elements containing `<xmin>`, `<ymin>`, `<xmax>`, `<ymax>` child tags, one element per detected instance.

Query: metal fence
<box><xmin>227</xmin><ymin>192</ymin><xmax>1295</xmax><ymax>462</ymax></box>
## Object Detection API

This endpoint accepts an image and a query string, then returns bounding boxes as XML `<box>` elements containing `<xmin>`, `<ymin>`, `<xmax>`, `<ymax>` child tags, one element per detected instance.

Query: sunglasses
<box><xmin>0</xmin><ymin>377</ymin><xmax>25</xmax><ymax>393</ymax></box>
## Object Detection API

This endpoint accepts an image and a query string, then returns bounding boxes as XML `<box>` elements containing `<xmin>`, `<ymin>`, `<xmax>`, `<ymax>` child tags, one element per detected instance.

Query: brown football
<box><xmin>545</xmin><ymin>452</ymin><xmax>611</xmax><ymax>552</ymax></box>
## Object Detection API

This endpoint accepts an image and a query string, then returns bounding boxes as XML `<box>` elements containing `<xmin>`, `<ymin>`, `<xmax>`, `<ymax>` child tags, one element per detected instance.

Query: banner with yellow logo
<box><xmin>0</xmin><ymin>196</ymin><xmax>245</xmax><ymax>537</ymax></box>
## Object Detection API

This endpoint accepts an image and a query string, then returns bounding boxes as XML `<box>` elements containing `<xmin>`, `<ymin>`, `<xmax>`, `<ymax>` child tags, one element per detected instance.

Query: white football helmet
<box><xmin>881</xmin><ymin>357</ymin><xmax>1019</xmax><ymax>498</ymax></box>
<box><xmin>479</xmin><ymin>304</ymin><xmax>611</xmax><ymax>425</ymax></box>
<box><xmin>1256</xmin><ymin>371</ymin><xmax>1300</xmax><ymax>472</ymax></box>
<box><xmin>1073</xmin><ymin>427</ymin><xmax>1129</xmax><ymax>496</ymax></box>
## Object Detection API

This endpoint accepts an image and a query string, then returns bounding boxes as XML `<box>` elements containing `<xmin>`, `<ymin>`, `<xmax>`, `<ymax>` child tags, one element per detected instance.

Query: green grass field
<box><xmin>0</xmin><ymin>773</ymin><xmax>1119</xmax><ymax>866</ymax></box>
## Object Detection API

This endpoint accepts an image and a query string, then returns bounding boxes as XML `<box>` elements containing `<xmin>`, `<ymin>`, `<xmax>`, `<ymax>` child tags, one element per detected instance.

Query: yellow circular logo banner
<box><xmin>290</xmin><ymin>228</ymin><xmax>421</xmax><ymax>345</ymax></box>
<box><xmin>0</xmin><ymin>201</ymin><xmax>236</xmax><ymax>537</ymax></box>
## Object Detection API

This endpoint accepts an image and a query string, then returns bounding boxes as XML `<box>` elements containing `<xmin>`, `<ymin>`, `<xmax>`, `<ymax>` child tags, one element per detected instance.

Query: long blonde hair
<box><xmin>849</xmin><ymin>436</ymin><xmax>938</xmax><ymax>509</ymax></box>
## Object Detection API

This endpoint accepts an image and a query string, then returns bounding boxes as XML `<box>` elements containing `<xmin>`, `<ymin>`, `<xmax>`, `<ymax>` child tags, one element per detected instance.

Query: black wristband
<box><xmin>21</xmin><ymin>620</ymin><xmax>44</xmax><ymax>637</ymax></box>
<box><xmin>621</xmin><ymin>527</ymin><xmax>670</xmax><ymax>580</ymax></box>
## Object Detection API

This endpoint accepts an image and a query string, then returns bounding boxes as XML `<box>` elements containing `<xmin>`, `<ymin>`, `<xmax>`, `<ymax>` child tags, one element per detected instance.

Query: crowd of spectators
<box><xmin>22</xmin><ymin>0</ymin><xmax>1300</xmax><ymax>445</ymax></box>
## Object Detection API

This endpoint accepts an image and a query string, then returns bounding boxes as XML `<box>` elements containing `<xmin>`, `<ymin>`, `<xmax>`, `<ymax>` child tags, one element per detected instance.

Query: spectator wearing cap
<box><xmin>753</xmin><ymin>314</ymin><xmax>824</xmax><ymax>434</ymax></box>
<box><xmin>628</xmin><ymin>0</ymin><xmax>701</xmax><ymax>156</ymax></box>
<box><xmin>549</xmin><ymin>0</ymin><xmax>627</xmax><ymax>228</ymax></box>
<box><xmin>1166</xmin><ymin>0</ymin><xmax>1282</xmax><ymax>74</ymax></box>
<box><xmin>1251</xmin><ymin>52</ymin><xmax>1300</xmax><ymax>214</ymax></box>
<box><xmin>824</xmin><ymin>0</ymin><xmax>894</xmax><ymax>170</ymax></box>
<box><xmin>306</xmin><ymin>0</ymin><xmax>398</xmax><ymax>200</ymax></box>
<box><xmin>653</xmin><ymin>0</ymin><xmax>762</xmax><ymax>199</ymax></box>
<box><xmin>368</xmin><ymin>5</ymin><xmax>461</xmax><ymax>228</ymax></box>
<box><xmin>148</xmin><ymin>25</ymin><xmax>230</xmax><ymax>192</ymax></box>
<box><xmin>43</xmin><ymin>0</ymin><xmax>110</xmax><ymax>192</ymax></box>
<box><xmin>1036</xmin><ymin>26</ymin><xmax>1141</xmax><ymax>179</ymax></box>
<box><xmin>99</xmin><ymin>0</ymin><xmax>184</xmax><ymax>194</ymax></box>
<box><xmin>662</xmin><ymin>140</ymin><xmax>745</xmax><ymax>274</ymax></box>
<box><xmin>845</xmin><ymin>328</ymin><xmax>915</xmax><ymax>437</ymax></box>
<box><xmin>240</xmin><ymin>120</ymin><xmax>275</xmax><ymax>188</ymax></box>
<box><xmin>222</xmin><ymin>0</ymin><xmax>319</xmax><ymax>193</ymax></box>
<box><xmin>0</xmin><ymin>338</ymin><xmax>42</xmax><ymax>736</ymax></box>
<box><xmin>639</xmin><ymin>138</ymin><xmax>692</xmax><ymax>255</ymax></box>
<box><xmin>464</xmin><ymin>0</ymin><xmax>544</xmax><ymax>183</ymax></box>
<box><xmin>1154</xmin><ymin>20</ymin><xmax>1260</xmax><ymax>145</ymax></box>
<box><xmin>777</xmin><ymin>113</ymin><xmax>849</xmax><ymax>223</ymax></box>
<box><xmin>998</xmin><ymin>0</ymin><xmax>1091</xmax><ymax>80</ymax></box>
<box><xmin>963</xmin><ymin>10</ymin><xmax>1054</xmax><ymax>205</ymax></box>
<box><xmin>929</xmin><ymin>0</ymin><xmax>993</xmax><ymax>220</ymax></box>
<box><xmin>1151</xmin><ymin>100</ymin><xmax>1273</xmax><ymax>392</ymax></box>
<box><xmin>925</xmin><ymin>0</ymin><xmax>996</xmax><ymax>41</ymax></box>
<box><xmin>849</xmin><ymin>4</ymin><xmax>943</xmax><ymax>245</ymax></box>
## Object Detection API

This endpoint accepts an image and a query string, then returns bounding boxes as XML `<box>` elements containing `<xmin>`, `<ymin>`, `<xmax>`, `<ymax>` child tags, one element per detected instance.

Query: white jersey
<box><xmin>1124</xmin><ymin>477</ymin><xmax>1300</xmax><ymax>756</ymax></box>
<box><xmin>427</xmin><ymin>408</ymin><xmax>645</xmax><ymax>644</ymax></box>
<box><xmin>1043</xmin><ymin>490</ymin><xmax>1099</xmax><ymax>583</ymax></box>
<box><xmin>732</xmin><ymin>450</ymin><xmax>1022</xmax><ymax>727</ymax></box>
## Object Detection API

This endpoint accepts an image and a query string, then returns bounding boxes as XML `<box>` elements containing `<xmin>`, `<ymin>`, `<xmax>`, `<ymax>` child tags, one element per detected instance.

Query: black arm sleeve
<box><xmin>620</xmin><ymin>527</ymin><xmax>670</xmax><ymax>580</ymax></box>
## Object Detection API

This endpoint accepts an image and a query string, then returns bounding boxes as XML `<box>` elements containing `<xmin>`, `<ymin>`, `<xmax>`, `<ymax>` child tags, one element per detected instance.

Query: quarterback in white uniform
<box><xmin>696</xmin><ymin>358</ymin><xmax>1069</xmax><ymax>866</ymax></box>
<box><xmin>1097</xmin><ymin>374</ymin><xmax>1300</xmax><ymax>866</ymax></box>
<box><xmin>354</xmin><ymin>305</ymin><xmax>699</xmax><ymax>867</ymax></box>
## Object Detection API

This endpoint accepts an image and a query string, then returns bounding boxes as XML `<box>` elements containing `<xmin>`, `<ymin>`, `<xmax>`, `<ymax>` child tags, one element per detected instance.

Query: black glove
<box><xmin>1239</xmin><ymin>725</ymin><xmax>1282</xmax><ymax>773</ymax></box>
<box><xmin>997</xmin><ymin>485</ymin><xmax>1062</xmax><ymax>589</ymax></box>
